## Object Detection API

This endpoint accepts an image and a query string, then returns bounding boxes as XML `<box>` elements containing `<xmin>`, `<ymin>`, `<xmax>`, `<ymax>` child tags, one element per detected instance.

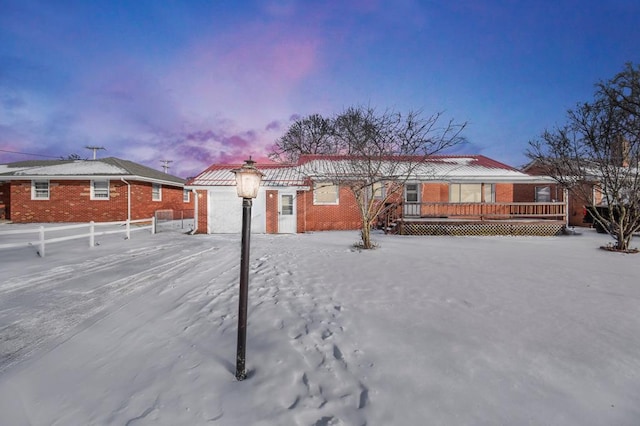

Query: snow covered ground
<box><xmin>0</xmin><ymin>225</ymin><xmax>639</xmax><ymax>425</ymax></box>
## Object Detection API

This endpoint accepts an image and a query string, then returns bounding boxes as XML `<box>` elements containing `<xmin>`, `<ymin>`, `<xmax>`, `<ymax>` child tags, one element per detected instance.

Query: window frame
<box><xmin>280</xmin><ymin>194</ymin><xmax>294</xmax><ymax>215</ymax></box>
<box><xmin>404</xmin><ymin>182</ymin><xmax>420</xmax><ymax>203</ymax></box>
<box><xmin>450</xmin><ymin>183</ymin><xmax>495</xmax><ymax>203</ymax></box>
<box><xmin>371</xmin><ymin>181</ymin><xmax>385</xmax><ymax>199</ymax></box>
<box><xmin>152</xmin><ymin>183</ymin><xmax>162</xmax><ymax>201</ymax></box>
<box><xmin>31</xmin><ymin>180</ymin><xmax>50</xmax><ymax>200</ymax></box>
<box><xmin>313</xmin><ymin>182</ymin><xmax>339</xmax><ymax>205</ymax></box>
<box><xmin>183</xmin><ymin>189</ymin><xmax>190</xmax><ymax>203</ymax></box>
<box><xmin>535</xmin><ymin>185</ymin><xmax>551</xmax><ymax>202</ymax></box>
<box><xmin>91</xmin><ymin>179</ymin><xmax>110</xmax><ymax>200</ymax></box>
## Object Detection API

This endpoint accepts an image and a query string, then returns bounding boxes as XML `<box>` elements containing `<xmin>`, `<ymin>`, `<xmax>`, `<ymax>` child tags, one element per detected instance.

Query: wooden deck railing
<box><xmin>376</xmin><ymin>202</ymin><xmax>403</xmax><ymax>232</ymax></box>
<box><xmin>402</xmin><ymin>202</ymin><xmax>567</xmax><ymax>221</ymax></box>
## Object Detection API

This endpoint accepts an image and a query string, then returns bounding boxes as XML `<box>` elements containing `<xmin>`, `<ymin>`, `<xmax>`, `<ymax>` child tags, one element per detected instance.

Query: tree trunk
<box><xmin>616</xmin><ymin>227</ymin><xmax>630</xmax><ymax>251</ymax></box>
<box><xmin>360</xmin><ymin>218</ymin><xmax>372</xmax><ymax>249</ymax></box>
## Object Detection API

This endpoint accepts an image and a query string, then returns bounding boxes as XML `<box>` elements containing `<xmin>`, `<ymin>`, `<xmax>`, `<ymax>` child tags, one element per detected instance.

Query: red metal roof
<box><xmin>187</xmin><ymin>154</ymin><xmax>548</xmax><ymax>186</ymax></box>
<box><xmin>296</xmin><ymin>154</ymin><xmax>520</xmax><ymax>172</ymax></box>
<box><xmin>187</xmin><ymin>162</ymin><xmax>306</xmax><ymax>187</ymax></box>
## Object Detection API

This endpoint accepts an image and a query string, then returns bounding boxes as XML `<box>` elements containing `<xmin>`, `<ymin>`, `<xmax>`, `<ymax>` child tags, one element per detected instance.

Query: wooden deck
<box><xmin>379</xmin><ymin>202</ymin><xmax>568</xmax><ymax>236</ymax></box>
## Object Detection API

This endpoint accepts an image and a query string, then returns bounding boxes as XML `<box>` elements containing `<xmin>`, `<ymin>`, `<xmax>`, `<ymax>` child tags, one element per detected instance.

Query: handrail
<box><xmin>376</xmin><ymin>202</ymin><xmax>402</xmax><ymax>233</ymax></box>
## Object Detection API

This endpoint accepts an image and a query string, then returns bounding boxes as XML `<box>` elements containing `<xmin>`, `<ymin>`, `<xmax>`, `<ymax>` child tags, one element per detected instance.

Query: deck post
<box><xmin>563</xmin><ymin>188</ymin><xmax>569</xmax><ymax>227</ymax></box>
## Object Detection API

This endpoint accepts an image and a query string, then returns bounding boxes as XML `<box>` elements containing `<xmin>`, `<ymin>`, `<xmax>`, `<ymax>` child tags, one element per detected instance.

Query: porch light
<box><xmin>232</xmin><ymin>158</ymin><xmax>263</xmax><ymax>199</ymax></box>
<box><xmin>230</xmin><ymin>158</ymin><xmax>263</xmax><ymax>381</ymax></box>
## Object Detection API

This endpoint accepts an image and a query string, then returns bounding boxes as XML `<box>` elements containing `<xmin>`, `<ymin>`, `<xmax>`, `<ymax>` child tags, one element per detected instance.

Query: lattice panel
<box><xmin>400</xmin><ymin>222</ymin><xmax>564</xmax><ymax>236</ymax></box>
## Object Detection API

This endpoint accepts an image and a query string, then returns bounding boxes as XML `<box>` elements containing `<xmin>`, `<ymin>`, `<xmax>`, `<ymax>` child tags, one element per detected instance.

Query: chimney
<box><xmin>611</xmin><ymin>136</ymin><xmax>630</xmax><ymax>167</ymax></box>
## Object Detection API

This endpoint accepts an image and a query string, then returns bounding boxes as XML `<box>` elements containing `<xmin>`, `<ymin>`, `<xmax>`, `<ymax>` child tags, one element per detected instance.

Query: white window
<box><xmin>404</xmin><ymin>183</ymin><xmax>420</xmax><ymax>203</ymax></box>
<box><xmin>183</xmin><ymin>189</ymin><xmax>190</xmax><ymax>202</ymax></box>
<box><xmin>281</xmin><ymin>194</ymin><xmax>294</xmax><ymax>215</ymax></box>
<box><xmin>535</xmin><ymin>186</ymin><xmax>551</xmax><ymax>202</ymax></box>
<box><xmin>313</xmin><ymin>183</ymin><xmax>339</xmax><ymax>205</ymax></box>
<box><xmin>152</xmin><ymin>183</ymin><xmax>162</xmax><ymax>201</ymax></box>
<box><xmin>450</xmin><ymin>183</ymin><xmax>495</xmax><ymax>203</ymax></box>
<box><xmin>31</xmin><ymin>180</ymin><xmax>49</xmax><ymax>200</ymax></box>
<box><xmin>371</xmin><ymin>181</ymin><xmax>385</xmax><ymax>199</ymax></box>
<box><xmin>91</xmin><ymin>180</ymin><xmax>110</xmax><ymax>200</ymax></box>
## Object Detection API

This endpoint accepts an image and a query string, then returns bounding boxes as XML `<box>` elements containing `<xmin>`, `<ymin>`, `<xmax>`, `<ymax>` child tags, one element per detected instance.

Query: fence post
<box><xmin>39</xmin><ymin>226</ymin><xmax>45</xmax><ymax>257</ymax></box>
<box><xmin>152</xmin><ymin>216</ymin><xmax>156</xmax><ymax>234</ymax></box>
<box><xmin>126</xmin><ymin>219</ymin><xmax>131</xmax><ymax>240</ymax></box>
<box><xmin>90</xmin><ymin>221</ymin><xmax>95</xmax><ymax>247</ymax></box>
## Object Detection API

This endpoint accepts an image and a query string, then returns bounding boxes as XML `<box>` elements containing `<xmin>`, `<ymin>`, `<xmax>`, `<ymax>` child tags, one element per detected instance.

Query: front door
<box><xmin>278</xmin><ymin>192</ymin><xmax>297</xmax><ymax>233</ymax></box>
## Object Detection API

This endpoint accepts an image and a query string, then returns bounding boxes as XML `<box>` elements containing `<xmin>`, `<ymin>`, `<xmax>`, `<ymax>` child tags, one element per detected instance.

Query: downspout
<box><xmin>120</xmin><ymin>178</ymin><xmax>131</xmax><ymax>221</ymax></box>
<box><xmin>190</xmin><ymin>188</ymin><xmax>198</xmax><ymax>234</ymax></box>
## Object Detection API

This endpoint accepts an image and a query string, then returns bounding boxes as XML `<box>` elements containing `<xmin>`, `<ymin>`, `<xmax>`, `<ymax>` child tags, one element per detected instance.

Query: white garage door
<box><xmin>207</xmin><ymin>187</ymin><xmax>266</xmax><ymax>233</ymax></box>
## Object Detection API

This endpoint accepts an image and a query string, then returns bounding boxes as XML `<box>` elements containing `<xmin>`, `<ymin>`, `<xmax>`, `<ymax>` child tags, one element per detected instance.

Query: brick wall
<box><xmin>7</xmin><ymin>179</ymin><xmax>192</xmax><ymax>223</ymax></box>
<box><xmin>265</xmin><ymin>190</ymin><xmax>278</xmax><ymax>233</ymax></box>
<box><xmin>495</xmin><ymin>183</ymin><xmax>514</xmax><ymax>202</ymax></box>
<box><xmin>419</xmin><ymin>183</ymin><xmax>447</xmax><ymax>215</ymax></box>
<box><xmin>421</xmin><ymin>183</ymin><xmax>448</xmax><ymax>202</ymax></box>
<box><xmin>0</xmin><ymin>182</ymin><xmax>8</xmax><ymax>219</ymax></box>
<box><xmin>296</xmin><ymin>190</ymin><xmax>306</xmax><ymax>233</ymax></box>
<box><xmin>512</xmin><ymin>183</ymin><xmax>534</xmax><ymax>202</ymax></box>
<box><xmin>128</xmin><ymin>181</ymin><xmax>191</xmax><ymax>220</ymax></box>
<box><xmin>567</xmin><ymin>191</ymin><xmax>586</xmax><ymax>226</ymax></box>
<box><xmin>300</xmin><ymin>186</ymin><xmax>361</xmax><ymax>232</ymax></box>
<box><xmin>195</xmin><ymin>190</ymin><xmax>208</xmax><ymax>233</ymax></box>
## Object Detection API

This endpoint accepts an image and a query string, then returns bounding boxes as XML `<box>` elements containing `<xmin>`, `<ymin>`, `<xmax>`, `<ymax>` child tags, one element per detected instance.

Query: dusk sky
<box><xmin>2</xmin><ymin>0</ymin><xmax>639</xmax><ymax>178</ymax></box>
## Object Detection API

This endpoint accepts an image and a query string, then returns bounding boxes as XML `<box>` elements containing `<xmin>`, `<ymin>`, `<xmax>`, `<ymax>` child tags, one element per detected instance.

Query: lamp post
<box><xmin>231</xmin><ymin>158</ymin><xmax>263</xmax><ymax>381</ymax></box>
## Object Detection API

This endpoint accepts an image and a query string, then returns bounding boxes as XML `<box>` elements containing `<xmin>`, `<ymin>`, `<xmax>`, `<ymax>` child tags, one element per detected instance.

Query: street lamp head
<box><xmin>232</xmin><ymin>158</ymin><xmax>264</xmax><ymax>199</ymax></box>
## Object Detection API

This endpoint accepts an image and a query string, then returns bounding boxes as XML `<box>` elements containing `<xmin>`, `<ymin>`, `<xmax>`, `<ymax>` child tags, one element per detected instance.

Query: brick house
<box><xmin>187</xmin><ymin>155</ymin><xmax>565</xmax><ymax>235</ymax></box>
<box><xmin>0</xmin><ymin>157</ymin><xmax>193</xmax><ymax>223</ymax></box>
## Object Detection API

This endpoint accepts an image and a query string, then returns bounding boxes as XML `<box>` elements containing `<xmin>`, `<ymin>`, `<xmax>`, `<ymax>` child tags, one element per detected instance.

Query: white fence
<box><xmin>154</xmin><ymin>209</ymin><xmax>195</xmax><ymax>234</ymax></box>
<box><xmin>0</xmin><ymin>218</ymin><xmax>155</xmax><ymax>257</ymax></box>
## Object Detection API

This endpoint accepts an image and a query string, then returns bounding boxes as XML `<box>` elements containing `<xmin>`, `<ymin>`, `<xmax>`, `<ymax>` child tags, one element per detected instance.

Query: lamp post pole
<box><xmin>236</xmin><ymin>196</ymin><xmax>252</xmax><ymax>380</ymax></box>
<box><xmin>231</xmin><ymin>158</ymin><xmax>263</xmax><ymax>381</ymax></box>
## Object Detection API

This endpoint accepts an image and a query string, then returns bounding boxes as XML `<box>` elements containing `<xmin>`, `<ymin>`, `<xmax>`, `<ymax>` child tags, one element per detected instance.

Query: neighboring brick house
<box><xmin>187</xmin><ymin>155</ymin><xmax>562</xmax><ymax>234</ymax></box>
<box><xmin>0</xmin><ymin>157</ymin><xmax>194</xmax><ymax>223</ymax></box>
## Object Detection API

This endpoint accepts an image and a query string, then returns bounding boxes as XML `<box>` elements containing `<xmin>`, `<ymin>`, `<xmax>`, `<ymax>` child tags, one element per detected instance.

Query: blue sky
<box><xmin>1</xmin><ymin>0</ymin><xmax>639</xmax><ymax>177</ymax></box>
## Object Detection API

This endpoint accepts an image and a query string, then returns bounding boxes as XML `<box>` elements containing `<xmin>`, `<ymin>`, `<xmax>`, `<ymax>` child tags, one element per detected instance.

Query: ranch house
<box><xmin>187</xmin><ymin>155</ymin><xmax>567</xmax><ymax>236</ymax></box>
<box><xmin>0</xmin><ymin>158</ymin><xmax>194</xmax><ymax>223</ymax></box>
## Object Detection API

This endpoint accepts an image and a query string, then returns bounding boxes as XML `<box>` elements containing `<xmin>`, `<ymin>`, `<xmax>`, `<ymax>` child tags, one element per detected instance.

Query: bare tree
<box><xmin>270</xmin><ymin>114</ymin><xmax>335</xmax><ymax>163</ymax></box>
<box><xmin>272</xmin><ymin>106</ymin><xmax>467</xmax><ymax>249</ymax></box>
<box><xmin>528</xmin><ymin>63</ymin><xmax>640</xmax><ymax>252</ymax></box>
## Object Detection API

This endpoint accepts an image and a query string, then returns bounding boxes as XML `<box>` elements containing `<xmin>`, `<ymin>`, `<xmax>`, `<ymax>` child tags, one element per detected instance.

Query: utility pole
<box><xmin>160</xmin><ymin>160</ymin><xmax>173</xmax><ymax>173</ymax></box>
<box><xmin>85</xmin><ymin>146</ymin><xmax>106</xmax><ymax>160</ymax></box>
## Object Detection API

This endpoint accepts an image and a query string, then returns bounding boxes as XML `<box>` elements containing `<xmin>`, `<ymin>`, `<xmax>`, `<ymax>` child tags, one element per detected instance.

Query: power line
<box><xmin>0</xmin><ymin>148</ymin><xmax>61</xmax><ymax>159</ymax></box>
